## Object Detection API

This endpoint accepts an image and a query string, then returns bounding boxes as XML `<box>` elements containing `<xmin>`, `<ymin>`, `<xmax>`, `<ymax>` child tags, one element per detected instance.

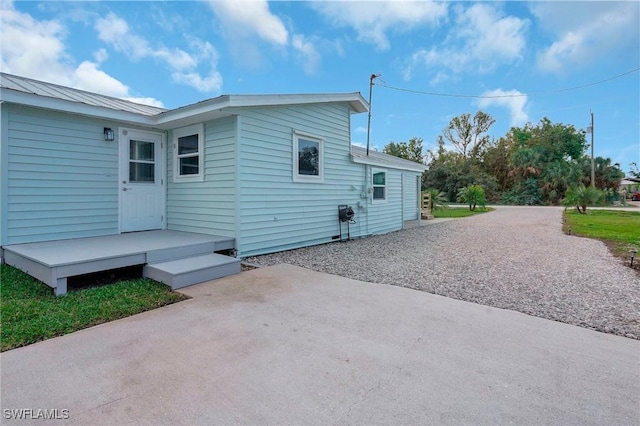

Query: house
<box><xmin>620</xmin><ymin>177</ymin><xmax>640</xmax><ymax>200</ymax></box>
<box><xmin>0</xmin><ymin>73</ymin><xmax>427</xmax><ymax>294</ymax></box>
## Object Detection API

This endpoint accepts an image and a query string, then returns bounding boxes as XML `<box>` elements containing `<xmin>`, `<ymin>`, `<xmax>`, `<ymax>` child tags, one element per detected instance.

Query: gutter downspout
<box><xmin>364</xmin><ymin>164</ymin><xmax>370</xmax><ymax>235</ymax></box>
<box><xmin>401</xmin><ymin>173</ymin><xmax>405</xmax><ymax>230</ymax></box>
<box><xmin>417</xmin><ymin>174</ymin><xmax>422</xmax><ymax>226</ymax></box>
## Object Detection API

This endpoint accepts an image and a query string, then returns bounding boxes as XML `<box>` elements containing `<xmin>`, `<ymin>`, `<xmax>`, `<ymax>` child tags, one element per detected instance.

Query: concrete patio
<box><xmin>1</xmin><ymin>264</ymin><xmax>638</xmax><ymax>425</ymax></box>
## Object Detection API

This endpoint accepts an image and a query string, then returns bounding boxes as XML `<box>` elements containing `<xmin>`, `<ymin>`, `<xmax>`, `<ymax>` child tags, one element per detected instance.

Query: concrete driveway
<box><xmin>2</xmin><ymin>264</ymin><xmax>638</xmax><ymax>425</ymax></box>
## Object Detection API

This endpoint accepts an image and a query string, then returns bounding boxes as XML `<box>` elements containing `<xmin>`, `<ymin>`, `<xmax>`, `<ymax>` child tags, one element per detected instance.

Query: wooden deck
<box><xmin>2</xmin><ymin>230</ymin><xmax>236</xmax><ymax>295</ymax></box>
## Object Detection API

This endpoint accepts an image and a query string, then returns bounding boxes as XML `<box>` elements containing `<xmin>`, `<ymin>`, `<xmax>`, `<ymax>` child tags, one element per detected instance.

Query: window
<box><xmin>173</xmin><ymin>124</ymin><xmax>204</xmax><ymax>182</ymax></box>
<box><xmin>372</xmin><ymin>169</ymin><xmax>386</xmax><ymax>203</ymax></box>
<box><xmin>129</xmin><ymin>140</ymin><xmax>155</xmax><ymax>182</ymax></box>
<box><xmin>293</xmin><ymin>131</ymin><xmax>323</xmax><ymax>182</ymax></box>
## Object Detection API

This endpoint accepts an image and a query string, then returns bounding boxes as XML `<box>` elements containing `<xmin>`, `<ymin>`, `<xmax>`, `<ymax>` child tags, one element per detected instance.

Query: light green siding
<box><xmin>1</xmin><ymin>100</ymin><xmax>419</xmax><ymax>256</ymax></box>
<box><xmin>0</xmin><ymin>104</ymin><xmax>8</xmax><ymax>248</ymax></box>
<box><xmin>402</xmin><ymin>172</ymin><xmax>420</xmax><ymax>221</ymax></box>
<box><xmin>166</xmin><ymin>115</ymin><xmax>236</xmax><ymax>238</ymax></box>
<box><xmin>4</xmin><ymin>105</ymin><xmax>120</xmax><ymax>244</ymax></box>
<box><xmin>366</xmin><ymin>167</ymin><xmax>404</xmax><ymax>235</ymax></box>
<box><xmin>235</xmin><ymin>103</ymin><xmax>366</xmax><ymax>257</ymax></box>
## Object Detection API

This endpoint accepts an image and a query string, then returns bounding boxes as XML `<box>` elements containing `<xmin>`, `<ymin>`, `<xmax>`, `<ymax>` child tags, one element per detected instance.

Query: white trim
<box><xmin>2</xmin><ymin>80</ymin><xmax>369</xmax><ymax>131</ymax></box>
<box><xmin>0</xmin><ymin>89</ymin><xmax>158</xmax><ymax>126</ymax></box>
<box><xmin>157</xmin><ymin>93</ymin><xmax>369</xmax><ymax>127</ymax></box>
<box><xmin>371</xmin><ymin>168</ymin><xmax>387</xmax><ymax>204</ymax></box>
<box><xmin>234</xmin><ymin>115</ymin><xmax>242</xmax><ymax>255</ymax></box>
<box><xmin>0</xmin><ymin>103</ymin><xmax>8</xmax><ymax>246</ymax></box>
<box><xmin>292</xmin><ymin>130</ymin><xmax>324</xmax><ymax>183</ymax></box>
<box><xmin>350</xmin><ymin>146</ymin><xmax>427</xmax><ymax>173</ymax></box>
<box><xmin>173</xmin><ymin>123</ymin><xmax>204</xmax><ymax>183</ymax></box>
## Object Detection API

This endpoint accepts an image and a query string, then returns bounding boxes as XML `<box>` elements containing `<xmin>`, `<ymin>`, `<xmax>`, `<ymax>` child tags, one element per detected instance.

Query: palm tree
<box><xmin>457</xmin><ymin>184</ymin><xmax>487</xmax><ymax>211</ymax></box>
<box><xmin>563</xmin><ymin>185</ymin><xmax>603</xmax><ymax>214</ymax></box>
<box><xmin>424</xmin><ymin>188</ymin><xmax>448</xmax><ymax>211</ymax></box>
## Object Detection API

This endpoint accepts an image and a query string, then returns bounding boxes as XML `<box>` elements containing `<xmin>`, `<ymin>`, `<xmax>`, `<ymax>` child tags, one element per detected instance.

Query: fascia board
<box><xmin>1</xmin><ymin>88</ymin><xmax>369</xmax><ymax>129</ymax></box>
<box><xmin>154</xmin><ymin>96</ymin><xmax>232</xmax><ymax>127</ymax></box>
<box><xmin>156</xmin><ymin>92</ymin><xmax>368</xmax><ymax>128</ymax></box>
<box><xmin>0</xmin><ymin>89</ymin><xmax>157</xmax><ymax>126</ymax></box>
<box><xmin>350</xmin><ymin>154</ymin><xmax>427</xmax><ymax>173</ymax></box>
<box><xmin>223</xmin><ymin>93</ymin><xmax>369</xmax><ymax>113</ymax></box>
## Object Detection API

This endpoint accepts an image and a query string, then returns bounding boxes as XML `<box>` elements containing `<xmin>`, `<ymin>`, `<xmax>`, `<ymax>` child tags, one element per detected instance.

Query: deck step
<box><xmin>143</xmin><ymin>253</ymin><xmax>241</xmax><ymax>290</ymax></box>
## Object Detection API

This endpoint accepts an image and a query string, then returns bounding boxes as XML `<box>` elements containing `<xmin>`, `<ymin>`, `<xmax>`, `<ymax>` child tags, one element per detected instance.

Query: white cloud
<box><xmin>455</xmin><ymin>4</ymin><xmax>526</xmax><ymax>71</ymax></box>
<box><xmin>0</xmin><ymin>0</ymin><xmax>69</xmax><ymax>78</ymax></box>
<box><xmin>477</xmin><ymin>89</ymin><xmax>529</xmax><ymax>127</ymax></box>
<box><xmin>94</xmin><ymin>12</ymin><xmax>221</xmax><ymax>93</ymax></box>
<box><xmin>93</xmin><ymin>48</ymin><xmax>108</xmax><ymax>63</ymax></box>
<box><xmin>532</xmin><ymin>2</ymin><xmax>639</xmax><ymax>74</ymax></box>
<box><xmin>207</xmin><ymin>0</ymin><xmax>288</xmax><ymax>45</ymax></box>
<box><xmin>404</xmin><ymin>3</ymin><xmax>527</xmax><ymax>79</ymax></box>
<box><xmin>292</xmin><ymin>34</ymin><xmax>320</xmax><ymax>75</ymax></box>
<box><xmin>310</xmin><ymin>0</ymin><xmax>447</xmax><ymax>51</ymax></box>
<box><xmin>0</xmin><ymin>0</ymin><xmax>164</xmax><ymax>106</ymax></box>
<box><xmin>73</xmin><ymin>61</ymin><xmax>130</xmax><ymax>96</ymax></box>
<box><xmin>172</xmin><ymin>70</ymin><xmax>222</xmax><ymax>93</ymax></box>
<box><xmin>207</xmin><ymin>0</ymin><xmax>329</xmax><ymax>74</ymax></box>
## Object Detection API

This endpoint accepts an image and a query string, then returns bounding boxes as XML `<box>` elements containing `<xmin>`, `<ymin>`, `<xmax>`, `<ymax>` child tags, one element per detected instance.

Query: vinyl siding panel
<box><xmin>166</xmin><ymin>115</ymin><xmax>236</xmax><ymax>238</ymax></box>
<box><xmin>402</xmin><ymin>172</ymin><xmax>420</xmax><ymax>221</ymax></box>
<box><xmin>237</xmin><ymin>103</ymin><xmax>365</xmax><ymax>257</ymax></box>
<box><xmin>4</xmin><ymin>105</ymin><xmax>120</xmax><ymax>244</ymax></box>
<box><xmin>367</xmin><ymin>168</ymin><xmax>404</xmax><ymax>235</ymax></box>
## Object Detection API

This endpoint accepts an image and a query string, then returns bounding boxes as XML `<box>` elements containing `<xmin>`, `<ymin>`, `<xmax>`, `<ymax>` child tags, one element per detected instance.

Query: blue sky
<box><xmin>2</xmin><ymin>0</ymin><xmax>638</xmax><ymax>173</ymax></box>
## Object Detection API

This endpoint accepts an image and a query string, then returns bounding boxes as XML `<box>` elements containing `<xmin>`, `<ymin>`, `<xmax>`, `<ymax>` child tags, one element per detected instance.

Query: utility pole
<box><xmin>590</xmin><ymin>111</ymin><xmax>595</xmax><ymax>188</ymax></box>
<box><xmin>366</xmin><ymin>74</ymin><xmax>380</xmax><ymax>156</ymax></box>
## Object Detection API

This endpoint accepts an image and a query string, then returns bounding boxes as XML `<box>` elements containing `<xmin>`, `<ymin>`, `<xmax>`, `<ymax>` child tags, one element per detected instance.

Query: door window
<box><xmin>129</xmin><ymin>140</ymin><xmax>155</xmax><ymax>182</ymax></box>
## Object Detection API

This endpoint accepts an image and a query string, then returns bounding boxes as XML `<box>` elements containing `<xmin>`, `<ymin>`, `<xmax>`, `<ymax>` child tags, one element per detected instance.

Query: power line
<box><xmin>375</xmin><ymin>67</ymin><xmax>640</xmax><ymax>99</ymax></box>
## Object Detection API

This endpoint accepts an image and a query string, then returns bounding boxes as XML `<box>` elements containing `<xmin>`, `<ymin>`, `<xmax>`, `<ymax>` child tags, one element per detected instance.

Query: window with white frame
<box><xmin>293</xmin><ymin>131</ymin><xmax>323</xmax><ymax>182</ymax></box>
<box><xmin>173</xmin><ymin>124</ymin><xmax>204</xmax><ymax>182</ymax></box>
<box><xmin>372</xmin><ymin>169</ymin><xmax>387</xmax><ymax>202</ymax></box>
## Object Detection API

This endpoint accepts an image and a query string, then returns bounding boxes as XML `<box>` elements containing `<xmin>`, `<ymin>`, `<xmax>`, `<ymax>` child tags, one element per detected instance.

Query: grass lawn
<box><xmin>563</xmin><ymin>209</ymin><xmax>640</xmax><ymax>270</ymax></box>
<box><xmin>433</xmin><ymin>207</ymin><xmax>494</xmax><ymax>218</ymax></box>
<box><xmin>0</xmin><ymin>264</ymin><xmax>188</xmax><ymax>352</ymax></box>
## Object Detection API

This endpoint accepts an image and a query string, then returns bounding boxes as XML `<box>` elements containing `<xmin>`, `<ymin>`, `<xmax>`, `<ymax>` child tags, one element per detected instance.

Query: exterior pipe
<box><xmin>365</xmin><ymin>74</ymin><xmax>379</xmax><ymax>156</ymax></box>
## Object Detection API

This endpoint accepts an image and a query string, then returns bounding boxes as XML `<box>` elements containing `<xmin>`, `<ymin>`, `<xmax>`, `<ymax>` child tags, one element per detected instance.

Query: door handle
<box><xmin>122</xmin><ymin>187</ymin><xmax>131</xmax><ymax>191</ymax></box>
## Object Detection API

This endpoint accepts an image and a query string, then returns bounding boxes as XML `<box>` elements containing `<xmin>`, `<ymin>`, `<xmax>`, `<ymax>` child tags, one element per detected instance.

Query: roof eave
<box><xmin>154</xmin><ymin>95</ymin><xmax>233</xmax><ymax>129</ymax></box>
<box><xmin>0</xmin><ymin>88</ymin><xmax>158</xmax><ymax>127</ymax></box>
<box><xmin>155</xmin><ymin>92</ymin><xmax>369</xmax><ymax>129</ymax></box>
<box><xmin>224</xmin><ymin>93</ymin><xmax>369</xmax><ymax>113</ymax></box>
<box><xmin>350</xmin><ymin>154</ymin><xmax>428</xmax><ymax>173</ymax></box>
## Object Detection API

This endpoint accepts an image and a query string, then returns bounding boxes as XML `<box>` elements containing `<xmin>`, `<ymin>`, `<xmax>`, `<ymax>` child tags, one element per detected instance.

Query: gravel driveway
<box><xmin>247</xmin><ymin>206</ymin><xmax>640</xmax><ymax>339</ymax></box>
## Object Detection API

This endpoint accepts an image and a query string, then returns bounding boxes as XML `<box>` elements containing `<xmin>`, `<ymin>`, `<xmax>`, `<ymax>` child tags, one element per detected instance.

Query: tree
<box><xmin>383</xmin><ymin>137</ymin><xmax>424</xmax><ymax>164</ymax></box>
<box><xmin>563</xmin><ymin>185</ymin><xmax>603</xmax><ymax>214</ymax></box>
<box><xmin>499</xmin><ymin>119</ymin><xmax>590</xmax><ymax>205</ymax></box>
<box><xmin>424</xmin><ymin>115</ymin><xmax>621</xmax><ymax>206</ymax></box>
<box><xmin>424</xmin><ymin>188</ymin><xmax>448</xmax><ymax>211</ymax></box>
<box><xmin>629</xmin><ymin>162</ymin><xmax>640</xmax><ymax>179</ymax></box>
<box><xmin>581</xmin><ymin>156</ymin><xmax>624</xmax><ymax>190</ymax></box>
<box><xmin>483</xmin><ymin>135</ymin><xmax>516</xmax><ymax>193</ymax></box>
<box><xmin>442</xmin><ymin>111</ymin><xmax>495</xmax><ymax>159</ymax></box>
<box><xmin>423</xmin><ymin>136</ymin><xmax>498</xmax><ymax>202</ymax></box>
<box><xmin>457</xmin><ymin>184</ymin><xmax>487</xmax><ymax>211</ymax></box>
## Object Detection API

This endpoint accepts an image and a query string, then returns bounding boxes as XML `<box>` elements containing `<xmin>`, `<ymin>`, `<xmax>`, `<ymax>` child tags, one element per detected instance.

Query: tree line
<box><xmin>383</xmin><ymin>111</ymin><xmax>625</xmax><ymax>207</ymax></box>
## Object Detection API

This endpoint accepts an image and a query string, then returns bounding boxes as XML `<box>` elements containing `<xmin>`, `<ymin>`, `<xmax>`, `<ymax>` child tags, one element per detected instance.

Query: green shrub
<box><xmin>457</xmin><ymin>184</ymin><xmax>487</xmax><ymax>211</ymax></box>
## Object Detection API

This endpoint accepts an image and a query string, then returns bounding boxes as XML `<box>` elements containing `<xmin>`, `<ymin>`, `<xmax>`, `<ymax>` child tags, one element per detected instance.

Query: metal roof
<box><xmin>350</xmin><ymin>145</ymin><xmax>427</xmax><ymax>173</ymax></box>
<box><xmin>0</xmin><ymin>73</ymin><xmax>167</xmax><ymax>116</ymax></box>
<box><xmin>0</xmin><ymin>73</ymin><xmax>368</xmax><ymax>130</ymax></box>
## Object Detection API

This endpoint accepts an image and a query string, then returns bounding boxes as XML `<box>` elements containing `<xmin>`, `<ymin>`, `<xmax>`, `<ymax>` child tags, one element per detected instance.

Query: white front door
<box><xmin>119</xmin><ymin>129</ymin><xmax>165</xmax><ymax>232</ymax></box>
